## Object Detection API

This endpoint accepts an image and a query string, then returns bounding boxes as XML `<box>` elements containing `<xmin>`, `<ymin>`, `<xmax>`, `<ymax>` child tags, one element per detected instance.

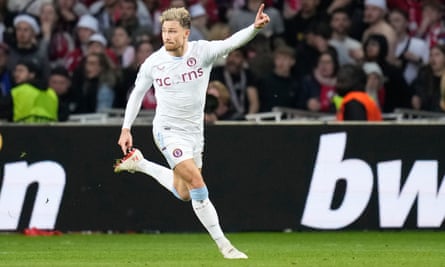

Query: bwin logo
<box><xmin>302</xmin><ymin>132</ymin><xmax>445</xmax><ymax>229</ymax></box>
<box><xmin>0</xmin><ymin>161</ymin><xmax>66</xmax><ymax>230</ymax></box>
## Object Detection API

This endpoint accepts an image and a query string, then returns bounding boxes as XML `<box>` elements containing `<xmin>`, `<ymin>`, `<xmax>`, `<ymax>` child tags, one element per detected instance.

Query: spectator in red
<box><xmin>64</xmin><ymin>14</ymin><xmax>99</xmax><ymax>73</ymax></box>
<box><xmin>387</xmin><ymin>0</ymin><xmax>423</xmax><ymax>36</ymax></box>
<box><xmin>416</xmin><ymin>0</ymin><xmax>445</xmax><ymax>48</ymax></box>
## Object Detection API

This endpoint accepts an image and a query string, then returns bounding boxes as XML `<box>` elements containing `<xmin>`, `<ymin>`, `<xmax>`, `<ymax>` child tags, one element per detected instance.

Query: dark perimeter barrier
<box><xmin>0</xmin><ymin>124</ymin><xmax>445</xmax><ymax>232</ymax></box>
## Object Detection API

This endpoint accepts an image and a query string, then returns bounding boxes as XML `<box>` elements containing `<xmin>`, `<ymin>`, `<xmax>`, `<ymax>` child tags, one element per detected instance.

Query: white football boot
<box><xmin>220</xmin><ymin>245</ymin><xmax>248</xmax><ymax>259</ymax></box>
<box><xmin>114</xmin><ymin>148</ymin><xmax>143</xmax><ymax>173</ymax></box>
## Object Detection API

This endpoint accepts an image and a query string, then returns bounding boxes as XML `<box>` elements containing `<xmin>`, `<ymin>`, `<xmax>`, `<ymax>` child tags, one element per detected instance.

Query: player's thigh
<box><xmin>174</xmin><ymin>158</ymin><xmax>205</xmax><ymax>188</ymax></box>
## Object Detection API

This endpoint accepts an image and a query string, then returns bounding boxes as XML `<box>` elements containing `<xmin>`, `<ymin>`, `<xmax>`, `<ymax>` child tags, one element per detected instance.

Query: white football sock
<box><xmin>192</xmin><ymin>198</ymin><xmax>230</xmax><ymax>248</ymax></box>
<box><xmin>137</xmin><ymin>159</ymin><xmax>175</xmax><ymax>193</ymax></box>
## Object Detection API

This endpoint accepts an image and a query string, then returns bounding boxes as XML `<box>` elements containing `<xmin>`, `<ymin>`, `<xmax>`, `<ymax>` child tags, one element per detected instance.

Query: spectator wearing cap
<box><xmin>86</xmin><ymin>33</ymin><xmax>118</xmax><ymax>66</ymax></box>
<box><xmin>362</xmin><ymin>0</ymin><xmax>398</xmax><ymax>64</ymax></box>
<box><xmin>48</xmin><ymin>66</ymin><xmax>74</xmax><ymax>121</ymax></box>
<box><xmin>0</xmin><ymin>59</ymin><xmax>58</xmax><ymax>123</ymax></box>
<box><xmin>188</xmin><ymin>3</ymin><xmax>208</xmax><ymax>41</ymax></box>
<box><xmin>64</xmin><ymin>14</ymin><xmax>99</xmax><ymax>73</ymax></box>
<box><xmin>7</xmin><ymin>13</ymin><xmax>51</xmax><ymax>81</ymax></box>
<box><xmin>363</xmin><ymin>61</ymin><xmax>385</xmax><ymax>109</ymax></box>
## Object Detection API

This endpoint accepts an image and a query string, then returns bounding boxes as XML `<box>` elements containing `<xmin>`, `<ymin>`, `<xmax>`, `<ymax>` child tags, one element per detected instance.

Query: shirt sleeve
<box><xmin>122</xmin><ymin>61</ymin><xmax>153</xmax><ymax>129</ymax></box>
<box><xmin>204</xmin><ymin>24</ymin><xmax>261</xmax><ymax>63</ymax></box>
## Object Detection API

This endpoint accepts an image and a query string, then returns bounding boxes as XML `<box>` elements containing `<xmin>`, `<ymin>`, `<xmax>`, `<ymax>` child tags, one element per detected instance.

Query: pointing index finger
<box><xmin>257</xmin><ymin>3</ymin><xmax>264</xmax><ymax>15</ymax></box>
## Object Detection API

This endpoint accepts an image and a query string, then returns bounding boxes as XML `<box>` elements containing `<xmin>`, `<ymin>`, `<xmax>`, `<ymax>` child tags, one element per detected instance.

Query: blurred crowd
<box><xmin>0</xmin><ymin>0</ymin><xmax>444</xmax><ymax>123</ymax></box>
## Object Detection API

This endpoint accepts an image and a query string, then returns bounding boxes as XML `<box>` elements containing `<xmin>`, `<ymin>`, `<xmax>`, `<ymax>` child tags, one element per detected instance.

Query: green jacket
<box><xmin>11</xmin><ymin>83</ymin><xmax>58</xmax><ymax>123</ymax></box>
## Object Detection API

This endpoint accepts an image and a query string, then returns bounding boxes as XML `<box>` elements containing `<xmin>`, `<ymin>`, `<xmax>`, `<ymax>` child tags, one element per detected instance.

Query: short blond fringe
<box><xmin>160</xmin><ymin>7</ymin><xmax>191</xmax><ymax>29</ymax></box>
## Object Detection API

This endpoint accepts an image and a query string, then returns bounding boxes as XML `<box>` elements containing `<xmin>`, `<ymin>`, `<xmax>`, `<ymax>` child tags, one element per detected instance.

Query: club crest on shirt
<box><xmin>172</xmin><ymin>148</ymin><xmax>183</xmax><ymax>158</ymax></box>
<box><xmin>187</xmin><ymin>57</ymin><xmax>197</xmax><ymax>67</ymax></box>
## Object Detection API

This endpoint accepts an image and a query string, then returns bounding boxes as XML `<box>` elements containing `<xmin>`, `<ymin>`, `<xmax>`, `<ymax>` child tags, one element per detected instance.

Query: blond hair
<box><xmin>208</xmin><ymin>80</ymin><xmax>230</xmax><ymax>105</ymax></box>
<box><xmin>160</xmin><ymin>7</ymin><xmax>191</xmax><ymax>29</ymax></box>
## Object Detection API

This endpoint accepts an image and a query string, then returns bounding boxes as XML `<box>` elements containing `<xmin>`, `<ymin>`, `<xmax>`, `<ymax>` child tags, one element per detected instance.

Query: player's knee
<box><xmin>189</xmin><ymin>186</ymin><xmax>208</xmax><ymax>201</ymax></box>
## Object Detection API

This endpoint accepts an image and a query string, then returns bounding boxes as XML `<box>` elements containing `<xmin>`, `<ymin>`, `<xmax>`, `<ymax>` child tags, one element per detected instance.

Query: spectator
<box><xmin>389</xmin><ymin>8</ymin><xmax>429</xmax><ymax>85</ymax></box>
<box><xmin>115</xmin><ymin>40</ymin><xmax>155</xmax><ymax>108</ymax></box>
<box><xmin>207</xmin><ymin>80</ymin><xmax>231</xmax><ymax>120</ymax></box>
<box><xmin>116</xmin><ymin>0</ymin><xmax>153</xmax><ymax>42</ymax></box>
<box><xmin>48</xmin><ymin>66</ymin><xmax>74</xmax><ymax>121</ymax></box>
<box><xmin>83</xmin><ymin>33</ymin><xmax>118</xmax><ymax>69</ymax></box>
<box><xmin>363</xmin><ymin>33</ymin><xmax>411</xmax><ymax>112</ymax></box>
<box><xmin>329</xmin><ymin>7</ymin><xmax>363</xmax><ymax>66</ymax></box>
<box><xmin>110</xmin><ymin>26</ymin><xmax>135</xmax><ymax>68</ymax></box>
<box><xmin>387</xmin><ymin>0</ymin><xmax>423</xmax><ymax>36</ymax></box>
<box><xmin>141</xmin><ymin>0</ymin><xmax>162</xmax><ymax>37</ymax></box>
<box><xmin>283</xmin><ymin>0</ymin><xmax>326</xmax><ymax>47</ymax></box>
<box><xmin>301</xmin><ymin>48</ymin><xmax>339</xmax><ymax>113</ymax></box>
<box><xmin>189</xmin><ymin>0</ymin><xmax>219</xmax><ymax>25</ymax></box>
<box><xmin>362</xmin><ymin>0</ymin><xmax>398</xmax><ymax>64</ymax></box>
<box><xmin>0</xmin><ymin>59</ymin><xmax>58</xmax><ymax>122</ymax></box>
<box><xmin>258</xmin><ymin>44</ymin><xmax>303</xmax><ymax>112</ymax></box>
<box><xmin>90</xmin><ymin>0</ymin><xmax>152</xmax><ymax>34</ymax></box>
<box><xmin>39</xmin><ymin>2</ymin><xmax>76</xmax><ymax>68</ymax></box>
<box><xmin>210</xmin><ymin>48</ymin><xmax>260</xmax><ymax>120</ymax></box>
<box><xmin>64</xmin><ymin>14</ymin><xmax>99</xmax><ymax>73</ymax></box>
<box><xmin>7</xmin><ymin>14</ymin><xmax>51</xmax><ymax>81</ymax></box>
<box><xmin>188</xmin><ymin>3</ymin><xmax>208</xmax><ymax>41</ymax></box>
<box><xmin>54</xmin><ymin>0</ymin><xmax>89</xmax><ymax>34</ymax></box>
<box><xmin>336</xmin><ymin>64</ymin><xmax>382</xmax><ymax>121</ymax></box>
<box><xmin>295</xmin><ymin>20</ymin><xmax>334</xmax><ymax>77</ymax></box>
<box><xmin>0</xmin><ymin>43</ymin><xmax>12</xmax><ymax>100</ymax></box>
<box><xmin>411</xmin><ymin>44</ymin><xmax>445</xmax><ymax>112</ymax></box>
<box><xmin>415</xmin><ymin>0</ymin><xmax>445</xmax><ymax>48</ymax></box>
<box><xmin>362</xmin><ymin>61</ymin><xmax>385</xmax><ymax>109</ymax></box>
<box><xmin>71</xmin><ymin>52</ymin><xmax>119</xmax><ymax>113</ymax></box>
<box><xmin>245</xmin><ymin>34</ymin><xmax>274</xmax><ymax>79</ymax></box>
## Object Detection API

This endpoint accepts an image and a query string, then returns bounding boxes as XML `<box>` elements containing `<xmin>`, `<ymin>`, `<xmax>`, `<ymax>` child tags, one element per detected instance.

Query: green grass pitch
<box><xmin>1</xmin><ymin>231</ymin><xmax>444</xmax><ymax>267</ymax></box>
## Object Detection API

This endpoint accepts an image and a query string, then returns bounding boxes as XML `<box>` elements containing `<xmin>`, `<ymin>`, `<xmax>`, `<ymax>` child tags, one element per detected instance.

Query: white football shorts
<box><xmin>153</xmin><ymin>127</ymin><xmax>203</xmax><ymax>169</ymax></box>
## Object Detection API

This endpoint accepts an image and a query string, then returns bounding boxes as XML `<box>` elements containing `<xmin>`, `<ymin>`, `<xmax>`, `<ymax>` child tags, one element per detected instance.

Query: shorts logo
<box><xmin>172</xmin><ymin>148</ymin><xmax>183</xmax><ymax>158</ymax></box>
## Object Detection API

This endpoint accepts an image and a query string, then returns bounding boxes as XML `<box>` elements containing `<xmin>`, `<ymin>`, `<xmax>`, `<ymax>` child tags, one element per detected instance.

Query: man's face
<box><xmin>49</xmin><ymin>74</ymin><xmax>71</xmax><ymax>95</ymax></box>
<box><xmin>364</xmin><ymin>5</ymin><xmax>384</xmax><ymax>24</ymax></box>
<box><xmin>331</xmin><ymin>12</ymin><xmax>350</xmax><ymax>35</ymax></box>
<box><xmin>225</xmin><ymin>50</ymin><xmax>244</xmax><ymax>73</ymax></box>
<box><xmin>15</xmin><ymin>22</ymin><xmax>35</xmax><ymax>46</ymax></box>
<box><xmin>13</xmin><ymin>64</ymin><xmax>34</xmax><ymax>84</ymax></box>
<box><xmin>120</xmin><ymin>1</ymin><xmax>137</xmax><ymax>20</ymax></box>
<box><xmin>161</xmin><ymin>20</ymin><xmax>189</xmax><ymax>52</ymax></box>
<box><xmin>388</xmin><ymin>11</ymin><xmax>407</xmax><ymax>34</ymax></box>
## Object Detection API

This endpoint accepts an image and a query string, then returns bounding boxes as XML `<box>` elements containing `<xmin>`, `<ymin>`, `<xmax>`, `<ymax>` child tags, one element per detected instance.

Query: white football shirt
<box><xmin>122</xmin><ymin>25</ymin><xmax>260</xmax><ymax>133</ymax></box>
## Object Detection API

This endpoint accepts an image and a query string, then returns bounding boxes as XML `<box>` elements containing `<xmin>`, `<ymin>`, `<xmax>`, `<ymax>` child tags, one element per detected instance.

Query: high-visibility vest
<box><xmin>337</xmin><ymin>91</ymin><xmax>382</xmax><ymax>121</ymax></box>
<box><xmin>11</xmin><ymin>83</ymin><xmax>58</xmax><ymax>123</ymax></box>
